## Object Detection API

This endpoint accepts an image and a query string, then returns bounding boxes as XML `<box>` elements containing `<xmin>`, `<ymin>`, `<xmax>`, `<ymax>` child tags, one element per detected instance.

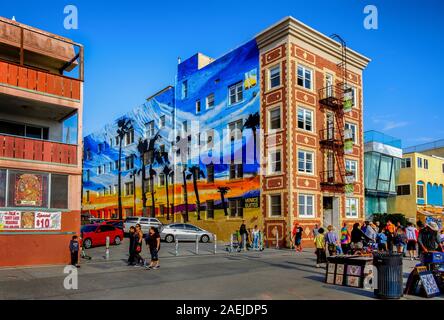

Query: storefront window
<box><xmin>50</xmin><ymin>174</ymin><xmax>69</xmax><ymax>209</ymax></box>
<box><xmin>8</xmin><ymin>170</ymin><xmax>49</xmax><ymax>208</ymax></box>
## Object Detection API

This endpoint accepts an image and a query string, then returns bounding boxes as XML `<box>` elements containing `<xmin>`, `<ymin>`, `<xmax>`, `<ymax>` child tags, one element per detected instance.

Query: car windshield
<box><xmin>125</xmin><ymin>218</ymin><xmax>139</xmax><ymax>223</ymax></box>
<box><xmin>81</xmin><ymin>225</ymin><xmax>97</xmax><ymax>233</ymax></box>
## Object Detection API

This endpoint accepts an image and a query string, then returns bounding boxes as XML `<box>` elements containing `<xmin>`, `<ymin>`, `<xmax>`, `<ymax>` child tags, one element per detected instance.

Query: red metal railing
<box><xmin>0</xmin><ymin>134</ymin><xmax>78</xmax><ymax>165</ymax></box>
<box><xmin>0</xmin><ymin>60</ymin><xmax>81</xmax><ymax>100</ymax></box>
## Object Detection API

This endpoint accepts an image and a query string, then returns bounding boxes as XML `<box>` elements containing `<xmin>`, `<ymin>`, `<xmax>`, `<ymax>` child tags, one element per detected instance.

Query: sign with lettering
<box><xmin>0</xmin><ymin>211</ymin><xmax>61</xmax><ymax>231</ymax></box>
<box><xmin>244</xmin><ymin>197</ymin><xmax>259</xmax><ymax>208</ymax></box>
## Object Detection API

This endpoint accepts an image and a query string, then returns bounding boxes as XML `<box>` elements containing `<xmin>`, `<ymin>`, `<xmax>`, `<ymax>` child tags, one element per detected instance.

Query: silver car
<box><xmin>123</xmin><ymin>216</ymin><xmax>163</xmax><ymax>234</ymax></box>
<box><xmin>160</xmin><ymin>223</ymin><xmax>213</xmax><ymax>243</ymax></box>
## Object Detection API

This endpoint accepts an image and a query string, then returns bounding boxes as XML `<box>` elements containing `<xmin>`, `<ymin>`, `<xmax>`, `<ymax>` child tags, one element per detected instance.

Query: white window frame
<box><xmin>268</xmin><ymin>148</ymin><xmax>282</xmax><ymax>175</ymax></box>
<box><xmin>298</xmin><ymin>194</ymin><xmax>315</xmax><ymax>218</ymax></box>
<box><xmin>345</xmin><ymin>159</ymin><xmax>358</xmax><ymax>181</ymax></box>
<box><xmin>417</xmin><ymin>157</ymin><xmax>423</xmax><ymax>168</ymax></box>
<box><xmin>297</xmin><ymin>106</ymin><xmax>314</xmax><ymax>132</ymax></box>
<box><xmin>125</xmin><ymin>182</ymin><xmax>134</xmax><ymax>196</ymax></box>
<box><xmin>345</xmin><ymin>197</ymin><xmax>359</xmax><ymax>218</ymax></box>
<box><xmin>344</xmin><ymin>84</ymin><xmax>357</xmax><ymax>107</ymax></box>
<box><xmin>228</xmin><ymin>82</ymin><xmax>243</xmax><ymax>105</ymax></box>
<box><xmin>268</xmin><ymin>194</ymin><xmax>282</xmax><ymax>217</ymax></box>
<box><xmin>268</xmin><ymin>64</ymin><xmax>281</xmax><ymax>90</ymax></box>
<box><xmin>206</xmin><ymin>93</ymin><xmax>215</xmax><ymax>109</ymax></box>
<box><xmin>298</xmin><ymin>149</ymin><xmax>314</xmax><ymax>174</ymax></box>
<box><xmin>195</xmin><ymin>100</ymin><xmax>201</xmax><ymax>114</ymax></box>
<box><xmin>297</xmin><ymin>64</ymin><xmax>313</xmax><ymax>90</ymax></box>
<box><xmin>268</xmin><ymin>106</ymin><xmax>281</xmax><ymax>131</ymax></box>
<box><xmin>345</xmin><ymin>122</ymin><xmax>357</xmax><ymax>144</ymax></box>
<box><xmin>228</xmin><ymin>119</ymin><xmax>243</xmax><ymax>141</ymax></box>
<box><xmin>159</xmin><ymin>115</ymin><xmax>166</xmax><ymax>128</ymax></box>
<box><xmin>125</xmin><ymin>128</ymin><xmax>135</xmax><ymax>146</ymax></box>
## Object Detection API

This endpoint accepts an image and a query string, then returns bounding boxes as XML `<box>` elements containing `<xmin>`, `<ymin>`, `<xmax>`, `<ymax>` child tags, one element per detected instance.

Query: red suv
<box><xmin>81</xmin><ymin>224</ymin><xmax>124</xmax><ymax>249</ymax></box>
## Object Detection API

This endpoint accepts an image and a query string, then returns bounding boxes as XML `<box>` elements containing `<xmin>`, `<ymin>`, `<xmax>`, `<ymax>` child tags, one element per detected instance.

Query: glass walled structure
<box><xmin>364</xmin><ymin>131</ymin><xmax>402</xmax><ymax>218</ymax></box>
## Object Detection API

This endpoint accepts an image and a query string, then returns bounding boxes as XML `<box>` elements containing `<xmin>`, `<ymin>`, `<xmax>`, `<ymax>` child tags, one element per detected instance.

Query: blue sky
<box><xmin>2</xmin><ymin>0</ymin><xmax>443</xmax><ymax>147</ymax></box>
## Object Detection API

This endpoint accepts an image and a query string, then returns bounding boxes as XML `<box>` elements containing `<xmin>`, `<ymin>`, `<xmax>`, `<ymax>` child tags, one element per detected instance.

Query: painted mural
<box><xmin>82</xmin><ymin>39</ymin><xmax>261</xmax><ymax>239</ymax></box>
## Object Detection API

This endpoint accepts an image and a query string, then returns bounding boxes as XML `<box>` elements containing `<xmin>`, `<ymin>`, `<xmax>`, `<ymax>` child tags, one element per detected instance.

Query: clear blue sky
<box><xmin>2</xmin><ymin>0</ymin><xmax>443</xmax><ymax>147</ymax></box>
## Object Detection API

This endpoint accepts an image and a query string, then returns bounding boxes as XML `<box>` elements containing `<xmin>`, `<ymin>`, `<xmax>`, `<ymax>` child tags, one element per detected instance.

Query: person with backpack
<box><xmin>314</xmin><ymin>228</ymin><xmax>327</xmax><ymax>268</ymax></box>
<box><xmin>405</xmin><ymin>222</ymin><xmax>418</xmax><ymax>260</ymax></box>
<box><xmin>325</xmin><ymin>225</ymin><xmax>339</xmax><ymax>256</ymax></box>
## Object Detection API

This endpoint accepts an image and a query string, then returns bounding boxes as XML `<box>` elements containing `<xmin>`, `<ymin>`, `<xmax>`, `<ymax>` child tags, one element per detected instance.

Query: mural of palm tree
<box><xmin>182</xmin><ymin>165</ymin><xmax>190</xmax><ymax>222</ymax></box>
<box><xmin>162</xmin><ymin>164</ymin><xmax>173</xmax><ymax>220</ymax></box>
<box><xmin>116</xmin><ymin>118</ymin><xmax>133</xmax><ymax>220</ymax></box>
<box><xmin>188</xmin><ymin>165</ymin><xmax>205</xmax><ymax>220</ymax></box>
<box><xmin>146</xmin><ymin>132</ymin><xmax>165</xmax><ymax>218</ymax></box>
<box><xmin>217</xmin><ymin>186</ymin><xmax>230</xmax><ymax>216</ymax></box>
<box><xmin>242</xmin><ymin>112</ymin><xmax>260</xmax><ymax>165</ymax></box>
<box><xmin>136</xmin><ymin>138</ymin><xmax>149</xmax><ymax>215</ymax></box>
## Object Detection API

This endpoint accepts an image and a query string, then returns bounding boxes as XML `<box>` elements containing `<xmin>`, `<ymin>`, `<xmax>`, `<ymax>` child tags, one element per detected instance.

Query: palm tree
<box><xmin>242</xmin><ymin>112</ymin><xmax>260</xmax><ymax>165</ymax></box>
<box><xmin>161</xmin><ymin>163</ymin><xmax>173</xmax><ymax>220</ymax></box>
<box><xmin>116</xmin><ymin>118</ymin><xmax>133</xmax><ymax>220</ymax></box>
<box><xmin>217</xmin><ymin>186</ymin><xmax>230</xmax><ymax>216</ymax></box>
<box><xmin>146</xmin><ymin>132</ymin><xmax>166</xmax><ymax>218</ymax></box>
<box><xmin>182</xmin><ymin>165</ymin><xmax>190</xmax><ymax>222</ymax></box>
<box><xmin>188</xmin><ymin>165</ymin><xmax>205</xmax><ymax>220</ymax></box>
<box><xmin>136</xmin><ymin>138</ymin><xmax>149</xmax><ymax>214</ymax></box>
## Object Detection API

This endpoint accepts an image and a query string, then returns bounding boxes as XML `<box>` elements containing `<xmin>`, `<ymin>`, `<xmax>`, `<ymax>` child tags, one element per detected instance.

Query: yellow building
<box><xmin>391</xmin><ymin>151</ymin><xmax>444</xmax><ymax>224</ymax></box>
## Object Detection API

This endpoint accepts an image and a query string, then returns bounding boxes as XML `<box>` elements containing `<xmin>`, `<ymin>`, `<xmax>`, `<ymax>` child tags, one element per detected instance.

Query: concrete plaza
<box><xmin>0</xmin><ymin>240</ymin><xmax>442</xmax><ymax>300</ymax></box>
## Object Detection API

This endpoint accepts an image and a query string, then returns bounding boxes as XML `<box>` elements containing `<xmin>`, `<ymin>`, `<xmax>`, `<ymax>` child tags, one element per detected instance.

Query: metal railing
<box><xmin>320</xmin><ymin>170</ymin><xmax>345</xmax><ymax>186</ymax></box>
<box><xmin>318</xmin><ymin>85</ymin><xmax>343</xmax><ymax>108</ymax></box>
<box><xmin>319</xmin><ymin>128</ymin><xmax>343</xmax><ymax>146</ymax></box>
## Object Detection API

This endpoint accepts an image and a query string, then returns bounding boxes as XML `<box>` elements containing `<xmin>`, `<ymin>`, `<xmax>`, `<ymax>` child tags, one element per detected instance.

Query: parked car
<box><xmin>160</xmin><ymin>223</ymin><xmax>213</xmax><ymax>243</ymax></box>
<box><xmin>80</xmin><ymin>224</ymin><xmax>124</xmax><ymax>249</ymax></box>
<box><xmin>89</xmin><ymin>218</ymin><xmax>104</xmax><ymax>224</ymax></box>
<box><xmin>106</xmin><ymin>220</ymin><xmax>124</xmax><ymax>230</ymax></box>
<box><xmin>123</xmin><ymin>216</ymin><xmax>163</xmax><ymax>234</ymax></box>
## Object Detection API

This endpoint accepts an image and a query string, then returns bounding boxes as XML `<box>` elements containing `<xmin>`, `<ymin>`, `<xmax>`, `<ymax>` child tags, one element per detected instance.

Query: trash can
<box><xmin>373</xmin><ymin>252</ymin><xmax>403</xmax><ymax>299</ymax></box>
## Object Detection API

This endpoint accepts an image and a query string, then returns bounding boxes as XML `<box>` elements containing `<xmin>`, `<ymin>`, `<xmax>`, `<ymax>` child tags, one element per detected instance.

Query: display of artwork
<box><xmin>14</xmin><ymin>173</ymin><xmax>43</xmax><ymax>207</ymax></box>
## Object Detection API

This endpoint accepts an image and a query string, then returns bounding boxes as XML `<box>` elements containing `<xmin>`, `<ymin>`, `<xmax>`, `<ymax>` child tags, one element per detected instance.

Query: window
<box><xmin>269</xmin><ymin>107</ymin><xmax>281</xmax><ymax>130</ymax></box>
<box><xmin>97</xmin><ymin>166</ymin><xmax>102</xmax><ymax>175</ymax></box>
<box><xmin>442</xmin><ymin>163</ymin><xmax>444</xmax><ymax>173</ymax></box>
<box><xmin>298</xmin><ymin>150</ymin><xmax>314</xmax><ymax>174</ymax></box>
<box><xmin>98</xmin><ymin>143</ymin><xmax>103</xmax><ymax>153</ymax></box>
<box><xmin>182</xmin><ymin>121</ymin><xmax>188</xmax><ymax>133</ymax></box>
<box><xmin>229</xmin><ymin>163</ymin><xmax>243</xmax><ymax>179</ymax></box>
<box><xmin>114</xmin><ymin>160</ymin><xmax>120</xmax><ymax>170</ymax></box>
<box><xmin>125</xmin><ymin>128</ymin><xmax>135</xmax><ymax>145</ymax></box>
<box><xmin>417</xmin><ymin>183</ymin><xmax>424</xmax><ymax>199</ymax></box>
<box><xmin>50</xmin><ymin>174</ymin><xmax>68</xmax><ymax>209</ymax></box>
<box><xmin>269</xmin><ymin>65</ymin><xmax>281</xmax><ymax>89</ymax></box>
<box><xmin>229</xmin><ymin>199</ymin><xmax>243</xmax><ymax>217</ymax></box>
<box><xmin>228</xmin><ymin>120</ymin><xmax>243</xmax><ymax>141</ymax></box>
<box><xmin>146</xmin><ymin>121</ymin><xmax>155</xmax><ymax>138</ymax></box>
<box><xmin>397</xmin><ymin>185</ymin><xmax>410</xmax><ymax>196</ymax></box>
<box><xmin>85</xmin><ymin>169</ymin><xmax>90</xmax><ymax>182</ymax></box>
<box><xmin>297</xmin><ymin>107</ymin><xmax>313</xmax><ymax>131</ymax></box>
<box><xmin>159</xmin><ymin>115</ymin><xmax>166</xmax><ymax>128</ymax></box>
<box><xmin>195</xmin><ymin>100</ymin><xmax>201</xmax><ymax>114</ymax></box>
<box><xmin>0</xmin><ymin>120</ymin><xmax>49</xmax><ymax>140</ymax></box>
<box><xmin>125</xmin><ymin>155</ymin><xmax>134</xmax><ymax>171</ymax></box>
<box><xmin>297</xmin><ymin>65</ymin><xmax>312</xmax><ymax>90</ymax></box>
<box><xmin>298</xmin><ymin>194</ymin><xmax>315</xmax><ymax>217</ymax></box>
<box><xmin>345</xmin><ymin>159</ymin><xmax>358</xmax><ymax>181</ymax></box>
<box><xmin>269</xmin><ymin>195</ymin><xmax>282</xmax><ymax>217</ymax></box>
<box><xmin>85</xmin><ymin>149</ymin><xmax>92</xmax><ymax>160</ymax></box>
<box><xmin>345</xmin><ymin>198</ymin><xmax>359</xmax><ymax>218</ymax></box>
<box><xmin>345</xmin><ymin>122</ymin><xmax>357</xmax><ymax>143</ymax></box>
<box><xmin>115</xmin><ymin>136</ymin><xmax>119</xmax><ymax>146</ymax></box>
<box><xmin>417</xmin><ymin>157</ymin><xmax>423</xmax><ymax>168</ymax></box>
<box><xmin>344</xmin><ymin>85</ymin><xmax>357</xmax><ymax>107</ymax></box>
<box><xmin>206</xmin><ymin>93</ymin><xmax>215</xmax><ymax>109</ymax></box>
<box><xmin>206</xmin><ymin>200</ymin><xmax>214</xmax><ymax>219</ymax></box>
<box><xmin>125</xmin><ymin>182</ymin><xmax>134</xmax><ymax>196</ymax></box>
<box><xmin>109</xmin><ymin>138</ymin><xmax>113</xmax><ymax>148</ymax></box>
<box><xmin>182</xmin><ymin>80</ymin><xmax>188</xmax><ymax>99</ymax></box>
<box><xmin>207</xmin><ymin>164</ymin><xmax>214</xmax><ymax>183</ymax></box>
<box><xmin>229</xmin><ymin>82</ymin><xmax>243</xmax><ymax>105</ymax></box>
<box><xmin>401</xmin><ymin>158</ymin><xmax>411</xmax><ymax>168</ymax></box>
<box><xmin>424</xmin><ymin>159</ymin><xmax>429</xmax><ymax>169</ymax></box>
<box><xmin>85</xmin><ymin>190</ymin><xmax>90</xmax><ymax>202</ymax></box>
<box><xmin>269</xmin><ymin>150</ymin><xmax>282</xmax><ymax>174</ymax></box>
<box><xmin>159</xmin><ymin>173</ymin><xmax>165</xmax><ymax>187</ymax></box>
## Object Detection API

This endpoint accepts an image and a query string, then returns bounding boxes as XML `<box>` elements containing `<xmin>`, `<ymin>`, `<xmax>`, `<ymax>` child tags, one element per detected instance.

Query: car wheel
<box><xmin>201</xmin><ymin>235</ymin><xmax>210</xmax><ymax>243</ymax></box>
<box><xmin>83</xmin><ymin>238</ymin><xmax>92</xmax><ymax>249</ymax></box>
<box><xmin>165</xmin><ymin>234</ymin><xmax>174</xmax><ymax>243</ymax></box>
<box><xmin>114</xmin><ymin>236</ymin><xmax>121</xmax><ymax>245</ymax></box>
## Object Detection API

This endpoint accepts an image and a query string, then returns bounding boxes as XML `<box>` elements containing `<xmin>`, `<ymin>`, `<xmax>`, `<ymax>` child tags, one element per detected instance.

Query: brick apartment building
<box><xmin>0</xmin><ymin>17</ymin><xmax>84</xmax><ymax>266</ymax></box>
<box><xmin>82</xmin><ymin>17</ymin><xmax>369</xmax><ymax>248</ymax></box>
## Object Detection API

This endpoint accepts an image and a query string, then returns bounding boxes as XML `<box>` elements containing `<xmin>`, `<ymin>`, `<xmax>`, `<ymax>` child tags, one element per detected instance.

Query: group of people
<box><xmin>307</xmin><ymin>219</ymin><xmax>444</xmax><ymax>268</ymax></box>
<box><xmin>127</xmin><ymin>224</ymin><xmax>161</xmax><ymax>270</ymax></box>
<box><xmin>237</xmin><ymin>222</ymin><xmax>264</xmax><ymax>251</ymax></box>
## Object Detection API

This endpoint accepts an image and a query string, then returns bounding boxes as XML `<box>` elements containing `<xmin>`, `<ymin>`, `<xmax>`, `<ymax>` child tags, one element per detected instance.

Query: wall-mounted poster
<box><xmin>14</xmin><ymin>173</ymin><xmax>43</xmax><ymax>207</ymax></box>
<box><xmin>244</xmin><ymin>68</ymin><xmax>257</xmax><ymax>90</ymax></box>
<box><xmin>0</xmin><ymin>211</ymin><xmax>61</xmax><ymax>231</ymax></box>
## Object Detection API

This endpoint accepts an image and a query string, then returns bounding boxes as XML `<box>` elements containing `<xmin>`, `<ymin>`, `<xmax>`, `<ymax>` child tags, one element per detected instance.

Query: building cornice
<box><xmin>255</xmin><ymin>16</ymin><xmax>371</xmax><ymax>70</ymax></box>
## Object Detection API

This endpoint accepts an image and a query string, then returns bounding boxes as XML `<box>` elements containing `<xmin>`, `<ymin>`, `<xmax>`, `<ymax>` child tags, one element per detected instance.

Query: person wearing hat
<box><xmin>418</xmin><ymin>222</ymin><xmax>442</xmax><ymax>253</ymax></box>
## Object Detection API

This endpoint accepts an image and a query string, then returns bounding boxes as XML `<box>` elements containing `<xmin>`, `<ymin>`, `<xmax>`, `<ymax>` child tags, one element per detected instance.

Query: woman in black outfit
<box><xmin>133</xmin><ymin>224</ymin><xmax>144</xmax><ymax>266</ymax></box>
<box><xmin>127</xmin><ymin>226</ymin><xmax>137</xmax><ymax>266</ymax></box>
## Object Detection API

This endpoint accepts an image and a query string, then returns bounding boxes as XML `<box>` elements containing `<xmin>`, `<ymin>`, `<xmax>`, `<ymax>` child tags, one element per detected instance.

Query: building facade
<box><xmin>82</xmin><ymin>17</ymin><xmax>370</xmax><ymax>247</ymax></box>
<box><xmin>364</xmin><ymin>130</ymin><xmax>402</xmax><ymax>219</ymax></box>
<box><xmin>391</xmin><ymin>150</ymin><xmax>444</xmax><ymax>228</ymax></box>
<box><xmin>0</xmin><ymin>17</ymin><xmax>84</xmax><ymax>266</ymax></box>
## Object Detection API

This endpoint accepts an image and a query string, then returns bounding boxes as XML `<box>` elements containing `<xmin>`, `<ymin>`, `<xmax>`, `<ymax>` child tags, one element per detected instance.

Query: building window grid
<box><xmin>298</xmin><ymin>194</ymin><xmax>315</xmax><ymax>218</ymax></box>
<box><xmin>269</xmin><ymin>65</ymin><xmax>281</xmax><ymax>89</ymax></box>
<box><xmin>229</xmin><ymin>82</ymin><xmax>243</xmax><ymax>105</ymax></box>
<box><xmin>297</xmin><ymin>107</ymin><xmax>313</xmax><ymax>131</ymax></box>
<box><xmin>298</xmin><ymin>150</ymin><xmax>314</xmax><ymax>174</ymax></box>
<box><xmin>297</xmin><ymin>65</ymin><xmax>312</xmax><ymax>90</ymax></box>
<box><xmin>345</xmin><ymin>198</ymin><xmax>359</xmax><ymax>218</ymax></box>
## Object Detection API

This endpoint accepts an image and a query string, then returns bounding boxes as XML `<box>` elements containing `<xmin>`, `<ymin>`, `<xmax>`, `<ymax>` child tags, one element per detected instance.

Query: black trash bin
<box><xmin>373</xmin><ymin>252</ymin><xmax>403</xmax><ymax>299</ymax></box>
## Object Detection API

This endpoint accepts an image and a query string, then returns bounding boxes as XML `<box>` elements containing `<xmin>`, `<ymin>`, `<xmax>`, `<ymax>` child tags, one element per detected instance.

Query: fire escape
<box><xmin>319</xmin><ymin>34</ymin><xmax>355</xmax><ymax>192</ymax></box>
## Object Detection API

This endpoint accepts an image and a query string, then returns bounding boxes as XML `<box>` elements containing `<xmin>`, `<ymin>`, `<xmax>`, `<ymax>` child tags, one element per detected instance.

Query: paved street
<box><xmin>0</xmin><ymin>240</ymin><xmax>442</xmax><ymax>300</ymax></box>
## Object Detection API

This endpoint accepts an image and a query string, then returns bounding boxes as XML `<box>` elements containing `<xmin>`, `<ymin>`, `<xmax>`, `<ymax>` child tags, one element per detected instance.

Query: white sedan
<box><xmin>160</xmin><ymin>223</ymin><xmax>214</xmax><ymax>243</ymax></box>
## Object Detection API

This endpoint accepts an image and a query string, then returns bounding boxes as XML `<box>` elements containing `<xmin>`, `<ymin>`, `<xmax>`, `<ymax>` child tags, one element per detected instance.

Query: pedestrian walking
<box><xmin>69</xmin><ymin>235</ymin><xmax>80</xmax><ymax>268</ymax></box>
<box><xmin>133</xmin><ymin>224</ymin><xmax>144</xmax><ymax>266</ymax></box>
<box><xmin>238</xmin><ymin>222</ymin><xmax>249</xmax><ymax>251</ymax></box>
<box><xmin>405</xmin><ymin>222</ymin><xmax>418</xmax><ymax>260</ymax></box>
<box><xmin>252</xmin><ymin>225</ymin><xmax>260</xmax><ymax>250</ymax></box>
<box><xmin>314</xmin><ymin>228</ymin><xmax>326</xmax><ymax>268</ymax></box>
<box><xmin>146</xmin><ymin>227</ymin><xmax>161</xmax><ymax>270</ymax></box>
<box><xmin>292</xmin><ymin>222</ymin><xmax>303</xmax><ymax>252</ymax></box>
<box><xmin>376</xmin><ymin>230</ymin><xmax>388</xmax><ymax>252</ymax></box>
<box><xmin>394</xmin><ymin>226</ymin><xmax>407</xmax><ymax>254</ymax></box>
<box><xmin>325</xmin><ymin>225</ymin><xmax>339</xmax><ymax>256</ymax></box>
<box><xmin>313</xmin><ymin>224</ymin><xmax>319</xmax><ymax>238</ymax></box>
<box><xmin>340</xmin><ymin>223</ymin><xmax>351</xmax><ymax>254</ymax></box>
<box><xmin>385</xmin><ymin>220</ymin><xmax>396</xmax><ymax>253</ymax></box>
<box><xmin>127</xmin><ymin>226</ymin><xmax>137</xmax><ymax>265</ymax></box>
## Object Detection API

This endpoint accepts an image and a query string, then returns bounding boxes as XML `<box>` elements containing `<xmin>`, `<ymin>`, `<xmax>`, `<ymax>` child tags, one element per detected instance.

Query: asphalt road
<box><xmin>0</xmin><ymin>240</ymin><xmax>442</xmax><ymax>300</ymax></box>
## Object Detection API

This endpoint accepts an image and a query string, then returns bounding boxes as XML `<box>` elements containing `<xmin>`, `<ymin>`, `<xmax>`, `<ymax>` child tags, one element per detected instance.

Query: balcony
<box><xmin>318</xmin><ymin>85</ymin><xmax>343</xmax><ymax>110</ymax></box>
<box><xmin>0</xmin><ymin>134</ymin><xmax>77</xmax><ymax>165</ymax></box>
<box><xmin>320</xmin><ymin>170</ymin><xmax>345</xmax><ymax>187</ymax></box>
<box><xmin>0</xmin><ymin>59</ymin><xmax>81</xmax><ymax>100</ymax></box>
<box><xmin>319</xmin><ymin>128</ymin><xmax>343</xmax><ymax>148</ymax></box>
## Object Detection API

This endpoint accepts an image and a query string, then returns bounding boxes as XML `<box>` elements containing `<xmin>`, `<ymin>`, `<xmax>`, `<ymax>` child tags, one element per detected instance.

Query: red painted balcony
<box><xmin>0</xmin><ymin>60</ymin><xmax>81</xmax><ymax>100</ymax></box>
<box><xmin>0</xmin><ymin>134</ymin><xmax>78</xmax><ymax>165</ymax></box>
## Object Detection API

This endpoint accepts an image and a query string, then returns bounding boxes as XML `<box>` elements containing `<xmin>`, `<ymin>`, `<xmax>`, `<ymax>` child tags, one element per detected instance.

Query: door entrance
<box><xmin>323</xmin><ymin>196</ymin><xmax>340</xmax><ymax>231</ymax></box>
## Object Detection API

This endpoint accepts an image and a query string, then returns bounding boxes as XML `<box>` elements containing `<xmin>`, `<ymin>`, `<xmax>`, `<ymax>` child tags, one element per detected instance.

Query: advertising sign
<box><xmin>244</xmin><ymin>197</ymin><xmax>259</xmax><ymax>208</ymax></box>
<box><xmin>0</xmin><ymin>211</ymin><xmax>62</xmax><ymax>231</ymax></box>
